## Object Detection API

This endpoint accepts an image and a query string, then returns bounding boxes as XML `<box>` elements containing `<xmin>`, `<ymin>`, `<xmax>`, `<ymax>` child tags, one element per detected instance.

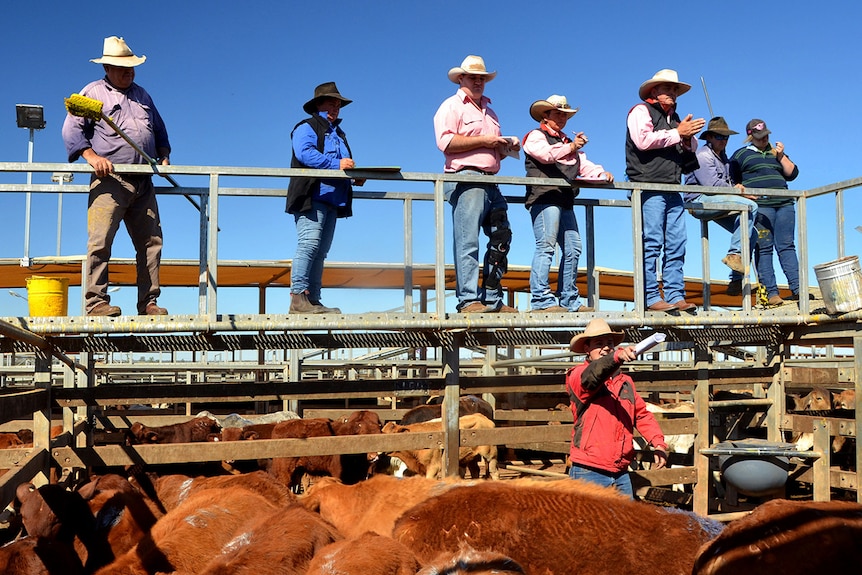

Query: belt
<box><xmin>456</xmin><ymin>167</ymin><xmax>496</xmax><ymax>176</ymax></box>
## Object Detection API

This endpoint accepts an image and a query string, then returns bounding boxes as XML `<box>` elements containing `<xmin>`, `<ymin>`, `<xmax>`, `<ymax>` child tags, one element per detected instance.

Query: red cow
<box><xmin>400</xmin><ymin>395</ymin><xmax>494</xmax><ymax>425</ymax></box>
<box><xmin>393</xmin><ymin>480</ymin><xmax>722</xmax><ymax>575</ymax></box>
<box><xmin>833</xmin><ymin>389</ymin><xmax>856</xmax><ymax>410</ymax></box>
<box><xmin>301</xmin><ymin>474</ymin><xmax>457</xmax><ymax>539</ymax></box>
<box><xmin>217</xmin><ymin>423</ymin><xmax>279</xmax><ymax>442</ymax></box>
<box><xmin>0</xmin><ymin>433</ymin><xmax>24</xmax><ymax>449</ymax></box>
<box><xmin>142</xmin><ymin>470</ymin><xmax>296</xmax><ymax>512</ymax></box>
<box><xmin>419</xmin><ymin>545</ymin><xmax>526</xmax><ymax>575</ymax></box>
<box><xmin>93</xmin><ymin>487</ymin><xmax>277</xmax><ymax>574</ymax></box>
<box><xmin>126</xmin><ymin>415</ymin><xmax>221</xmax><ymax>444</ymax></box>
<box><xmin>305</xmin><ymin>531</ymin><xmax>419</xmax><ymax>575</ymax></box>
<box><xmin>692</xmin><ymin>499</ymin><xmax>862</xmax><ymax>575</ymax></box>
<box><xmin>196</xmin><ymin>503</ymin><xmax>341</xmax><ymax>575</ymax></box>
<box><xmin>0</xmin><ymin>535</ymin><xmax>85</xmax><ymax>575</ymax></box>
<box><xmin>330</xmin><ymin>410</ymin><xmax>383</xmax><ymax>484</ymax></box>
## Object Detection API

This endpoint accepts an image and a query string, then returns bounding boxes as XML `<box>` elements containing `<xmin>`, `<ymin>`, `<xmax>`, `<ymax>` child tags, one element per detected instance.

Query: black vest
<box><xmin>624</xmin><ymin>102</ymin><xmax>684</xmax><ymax>184</ymax></box>
<box><xmin>523</xmin><ymin>128</ymin><xmax>581</xmax><ymax>209</ymax></box>
<box><xmin>285</xmin><ymin>114</ymin><xmax>354</xmax><ymax>217</ymax></box>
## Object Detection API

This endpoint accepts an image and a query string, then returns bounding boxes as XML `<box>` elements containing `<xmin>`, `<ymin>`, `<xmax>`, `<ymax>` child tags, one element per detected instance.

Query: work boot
<box><xmin>721</xmin><ymin>254</ymin><xmax>745</xmax><ymax>274</ymax></box>
<box><xmin>88</xmin><ymin>301</ymin><xmax>121</xmax><ymax>317</ymax></box>
<box><xmin>309</xmin><ymin>299</ymin><xmax>342</xmax><ymax>314</ymax></box>
<box><xmin>290</xmin><ymin>292</ymin><xmax>329</xmax><ymax>314</ymax></box>
<box><xmin>726</xmin><ymin>280</ymin><xmax>742</xmax><ymax>296</ymax></box>
<box><xmin>141</xmin><ymin>302</ymin><xmax>168</xmax><ymax>315</ymax></box>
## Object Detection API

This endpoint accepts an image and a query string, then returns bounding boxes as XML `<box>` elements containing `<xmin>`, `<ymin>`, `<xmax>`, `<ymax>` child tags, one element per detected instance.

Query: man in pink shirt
<box><xmin>433</xmin><ymin>55</ymin><xmax>520</xmax><ymax>313</ymax></box>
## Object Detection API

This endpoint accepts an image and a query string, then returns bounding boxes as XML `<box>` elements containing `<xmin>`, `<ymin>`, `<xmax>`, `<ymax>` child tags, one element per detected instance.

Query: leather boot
<box><xmin>310</xmin><ymin>300</ymin><xmax>342</xmax><ymax>314</ymax></box>
<box><xmin>290</xmin><ymin>291</ymin><xmax>329</xmax><ymax>314</ymax></box>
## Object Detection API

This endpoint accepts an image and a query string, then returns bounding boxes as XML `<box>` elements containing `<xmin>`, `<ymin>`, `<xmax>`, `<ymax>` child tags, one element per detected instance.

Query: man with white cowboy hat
<box><xmin>433</xmin><ymin>55</ymin><xmax>521</xmax><ymax>313</ymax></box>
<box><xmin>523</xmin><ymin>95</ymin><xmax>613</xmax><ymax>314</ymax></box>
<box><xmin>286</xmin><ymin>81</ymin><xmax>360</xmax><ymax>314</ymax></box>
<box><xmin>565</xmin><ymin>318</ymin><xmax>668</xmax><ymax>497</ymax></box>
<box><xmin>625</xmin><ymin>69</ymin><xmax>705</xmax><ymax>313</ymax></box>
<box><xmin>62</xmin><ymin>36</ymin><xmax>171</xmax><ymax>317</ymax></box>
<box><xmin>684</xmin><ymin>117</ymin><xmax>759</xmax><ymax>298</ymax></box>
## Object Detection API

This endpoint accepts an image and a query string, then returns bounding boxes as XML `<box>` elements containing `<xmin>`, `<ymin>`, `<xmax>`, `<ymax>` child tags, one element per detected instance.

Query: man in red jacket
<box><xmin>566</xmin><ymin>318</ymin><xmax>667</xmax><ymax>497</ymax></box>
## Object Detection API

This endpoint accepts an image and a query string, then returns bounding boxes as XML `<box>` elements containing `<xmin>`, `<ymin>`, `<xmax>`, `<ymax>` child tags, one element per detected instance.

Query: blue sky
<box><xmin>1</xmin><ymin>1</ymin><xmax>861</xmax><ymax>316</ymax></box>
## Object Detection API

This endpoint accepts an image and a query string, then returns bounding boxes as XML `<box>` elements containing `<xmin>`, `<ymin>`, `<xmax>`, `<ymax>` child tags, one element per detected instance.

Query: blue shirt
<box><xmin>62</xmin><ymin>77</ymin><xmax>170</xmax><ymax>165</ymax></box>
<box><xmin>291</xmin><ymin>112</ymin><xmax>351</xmax><ymax>207</ymax></box>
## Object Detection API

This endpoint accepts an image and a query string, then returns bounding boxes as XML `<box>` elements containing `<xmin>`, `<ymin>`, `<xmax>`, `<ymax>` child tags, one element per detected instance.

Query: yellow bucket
<box><xmin>25</xmin><ymin>276</ymin><xmax>69</xmax><ymax>317</ymax></box>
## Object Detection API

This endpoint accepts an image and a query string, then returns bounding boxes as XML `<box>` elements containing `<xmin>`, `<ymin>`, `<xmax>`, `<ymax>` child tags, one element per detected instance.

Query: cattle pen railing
<box><xmin>1</xmin><ymin>163</ymin><xmax>861</xmax><ymax>521</ymax></box>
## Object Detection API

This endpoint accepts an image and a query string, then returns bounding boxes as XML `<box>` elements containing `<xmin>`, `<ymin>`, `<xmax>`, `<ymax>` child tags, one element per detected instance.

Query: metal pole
<box><xmin>22</xmin><ymin>128</ymin><xmax>34</xmax><ymax>267</ymax></box>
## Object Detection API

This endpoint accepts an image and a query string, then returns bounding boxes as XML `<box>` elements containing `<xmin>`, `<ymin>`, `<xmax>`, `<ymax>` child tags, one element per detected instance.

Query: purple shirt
<box><xmin>62</xmin><ymin>77</ymin><xmax>170</xmax><ymax>165</ymax></box>
<box><xmin>433</xmin><ymin>88</ymin><xmax>502</xmax><ymax>174</ymax></box>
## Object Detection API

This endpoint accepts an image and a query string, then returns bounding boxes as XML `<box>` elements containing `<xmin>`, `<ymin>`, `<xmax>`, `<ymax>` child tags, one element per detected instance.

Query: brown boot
<box><xmin>290</xmin><ymin>291</ymin><xmax>328</xmax><ymax>314</ymax></box>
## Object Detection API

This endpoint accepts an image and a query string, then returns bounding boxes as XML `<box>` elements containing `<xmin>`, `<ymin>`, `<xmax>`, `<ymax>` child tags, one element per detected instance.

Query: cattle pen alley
<box><xmin>1</xmin><ymin>162</ymin><xmax>861</xmax><ymax>528</ymax></box>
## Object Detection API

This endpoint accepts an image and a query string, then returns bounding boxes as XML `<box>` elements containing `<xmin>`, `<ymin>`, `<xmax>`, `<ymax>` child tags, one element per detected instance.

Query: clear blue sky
<box><xmin>2</xmin><ymin>1</ymin><xmax>861</xmax><ymax>316</ymax></box>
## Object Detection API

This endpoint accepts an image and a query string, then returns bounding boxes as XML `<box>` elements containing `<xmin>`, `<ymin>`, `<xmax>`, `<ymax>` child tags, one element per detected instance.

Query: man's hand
<box><xmin>339</xmin><ymin>158</ymin><xmax>355</xmax><ymax>170</ymax></box>
<box><xmin>677</xmin><ymin>114</ymin><xmax>705</xmax><ymax>139</ymax></box>
<box><xmin>82</xmin><ymin>149</ymin><xmax>113</xmax><ymax>178</ymax></box>
<box><xmin>652</xmin><ymin>448</ymin><xmax>668</xmax><ymax>469</ymax></box>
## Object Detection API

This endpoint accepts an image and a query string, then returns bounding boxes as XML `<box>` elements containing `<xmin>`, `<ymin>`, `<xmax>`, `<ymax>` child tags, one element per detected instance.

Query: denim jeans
<box><xmin>641</xmin><ymin>191</ymin><xmax>686</xmax><ymax>306</ymax></box>
<box><xmin>569</xmin><ymin>464</ymin><xmax>634</xmax><ymax>499</ymax></box>
<box><xmin>755</xmin><ymin>202</ymin><xmax>799</xmax><ymax>297</ymax></box>
<box><xmin>529</xmin><ymin>203</ymin><xmax>583</xmax><ymax>310</ymax></box>
<box><xmin>291</xmin><ymin>201</ymin><xmax>338</xmax><ymax>302</ymax></box>
<box><xmin>444</xmin><ymin>179</ymin><xmax>509</xmax><ymax>309</ymax></box>
<box><xmin>689</xmin><ymin>193</ymin><xmax>759</xmax><ymax>281</ymax></box>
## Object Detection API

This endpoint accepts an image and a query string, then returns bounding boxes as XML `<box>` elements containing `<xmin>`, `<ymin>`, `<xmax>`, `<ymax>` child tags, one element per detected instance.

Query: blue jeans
<box><xmin>291</xmin><ymin>201</ymin><xmax>338</xmax><ymax>302</ymax></box>
<box><xmin>444</xmin><ymin>180</ymin><xmax>509</xmax><ymax>309</ymax></box>
<box><xmin>641</xmin><ymin>191</ymin><xmax>686</xmax><ymax>306</ymax></box>
<box><xmin>689</xmin><ymin>193</ymin><xmax>759</xmax><ymax>281</ymax></box>
<box><xmin>755</xmin><ymin>202</ymin><xmax>799</xmax><ymax>297</ymax></box>
<box><xmin>569</xmin><ymin>464</ymin><xmax>634</xmax><ymax>499</ymax></box>
<box><xmin>529</xmin><ymin>204</ymin><xmax>584</xmax><ymax>310</ymax></box>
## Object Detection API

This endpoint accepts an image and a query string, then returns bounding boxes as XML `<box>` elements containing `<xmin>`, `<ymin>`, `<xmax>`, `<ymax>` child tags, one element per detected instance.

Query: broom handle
<box><xmin>100</xmin><ymin>112</ymin><xmax>203</xmax><ymax>212</ymax></box>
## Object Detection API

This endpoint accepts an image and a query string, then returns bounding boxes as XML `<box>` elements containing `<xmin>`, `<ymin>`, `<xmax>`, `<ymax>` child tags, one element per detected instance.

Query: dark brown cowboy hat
<box><xmin>303</xmin><ymin>82</ymin><xmax>353</xmax><ymax>115</ymax></box>
<box><xmin>700</xmin><ymin>116</ymin><xmax>739</xmax><ymax>140</ymax></box>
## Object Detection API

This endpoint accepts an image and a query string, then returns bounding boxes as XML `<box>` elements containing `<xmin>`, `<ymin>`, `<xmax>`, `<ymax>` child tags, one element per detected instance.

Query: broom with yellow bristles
<box><xmin>64</xmin><ymin>93</ymin><xmax>204</xmax><ymax>214</ymax></box>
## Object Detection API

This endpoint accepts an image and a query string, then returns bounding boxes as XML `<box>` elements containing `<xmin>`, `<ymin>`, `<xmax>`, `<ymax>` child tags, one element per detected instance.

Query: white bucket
<box><xmin>813</xmin><ymin>255</ymin><xmax>862</xmax><ymax>314</ymax></box>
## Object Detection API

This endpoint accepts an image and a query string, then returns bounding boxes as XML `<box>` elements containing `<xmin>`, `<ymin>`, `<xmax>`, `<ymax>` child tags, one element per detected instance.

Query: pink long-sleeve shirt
<box><xmin>626</xmin><ymin>102</ymin><xmax>697</xmax><ymax>153</ymax></box>
<box><xmin>433</xmin><ymin>88</ymin><xmax>502</xmax><ymax>174</ymax></box>
<box><xmin>522</xmin><ymin>127</ymin><xmax>608</xmax><ymax>179</ymax></box>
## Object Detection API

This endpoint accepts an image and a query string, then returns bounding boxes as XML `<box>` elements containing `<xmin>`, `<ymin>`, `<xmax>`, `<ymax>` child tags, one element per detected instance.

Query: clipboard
<box><xmin>346</xmin><ymin>166</ymin><xmax>402</xmax><ymax>172</ymax></box>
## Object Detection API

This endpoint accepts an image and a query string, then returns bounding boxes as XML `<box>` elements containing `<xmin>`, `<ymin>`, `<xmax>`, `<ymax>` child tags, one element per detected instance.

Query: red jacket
<box><xmin>565</xmin><ymin>350</ymin><xmax>666</xmax><ymax>473</ymax></box>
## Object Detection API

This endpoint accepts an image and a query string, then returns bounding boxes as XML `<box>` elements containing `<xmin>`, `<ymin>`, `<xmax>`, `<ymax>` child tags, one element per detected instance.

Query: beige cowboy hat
<box><xmin>530</xmin><ymin>95</ymin><xmax>580</xmax><ymax>123</ymax></box>
<box><xmin>90</xmin><ymin>36</ymin><xmax>146</xmax><ymax>67</ymax></box>
<box><xmin>638</xmin><ymin>69</ymin><xmax>691</xmax><ymax>101</ymax></box>
<box><xmin>569</xmin><ymin>318</ymin><xmax>625</xmax><ymax>353</ymax></box>
<box><xmin>700</xmin><ymin>116</ymin><xmax>739</xmax><ymax>140</ymax></box>
<box><xmin>448</xmin><ymin>55</ymin><xmax>497</xmax><ymax>83</ymax></box>
<box><xmin>303</xmin><ymin>82</ymin><xmax>353</xmax><ymax>115</ymax></box>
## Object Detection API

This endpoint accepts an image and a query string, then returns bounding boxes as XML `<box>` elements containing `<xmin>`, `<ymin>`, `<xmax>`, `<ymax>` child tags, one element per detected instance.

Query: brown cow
<box><xmin>93</xmin><ymin>487</ymin><xmax>277</xmax><ymax>575</ymax></box>
<box><xmin>217</xmin><ymin>423</ymin><xmax>279</xmax><ymax>442</ymax></box>
<box><xmin>141</xmin><ymin>470</ymin><xmax>296</xmax><ymax>512</ymax></box>
<box><xmin>301</xmin><ymin>474</ymin><xmax>456</xmax><ymax>539</ymax></box>
<box><xmin>0</xmin><ymin>535</ymin><xmax>85</xmax><ymax>575</ymax></box>
<box><xmin>393</xmin><ymin>480</ymin><xmax>722</xmax><ymax>575</ymax></box>
<box><xmin>419</xmin><ymin>545</ymin><xmax>526</xmax><ymax>575</ymax></box>
<box><xmin>126</xmin><ymin>415</ymin><xmax>221</xmax><ymax>444</ymax></box>
<box><xmin>692</xmin><ymin>499</ymin><xmax>862</xmax><ymax>575</ymax></box>
<box><xmin>382</xmin><ymin>413</ymin><xmax>499</xmax><ymax>479</ymax></box>
<box><xmin>305</xmin><ymin>531</ymin><xmax>419</xmax><ymax>575</ymax></box>
<box><xmin>0</xmin><ymin>433</ymin><xmax>25</xmax><ymax>449</ymax></box>
<box><xmin>196</xmin><ymin>503</ymin><xmax>341</xmax><ymax>575</ymax></box>
<box><xmin>833</xmin><ymin>389</ymin><xmax>856</xmax><ymax>410</ymax></box>
<box><xmin>400</xmin><ymin>395</ymin><xmax>494</xmax><ymax>425</ymax></box>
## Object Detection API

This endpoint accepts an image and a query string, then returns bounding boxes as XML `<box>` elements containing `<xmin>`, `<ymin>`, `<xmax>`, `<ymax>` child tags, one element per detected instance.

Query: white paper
<box><xmin>634</xmin><ymin>332</ymin><xmax>666</xmax><ymax>355</ymax></box>
<box><xmin>502</xmin><ymin>137</ymin><xmax>520</xmax><ymax>160</ymax></box>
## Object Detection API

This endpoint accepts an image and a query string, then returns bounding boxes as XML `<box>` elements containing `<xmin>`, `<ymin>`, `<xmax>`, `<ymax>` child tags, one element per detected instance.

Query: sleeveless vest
<box><xmin>523</xmin><ymin>127</ymin><xmax>581</xmax><ymax>209</ymax></box>
<box><xmin>286</xmin><ymin>114</ymin><xmax>354</xmax><ymax>217</ymax></box>
<box><xmin>624</xmin><ymin>102</ymin><xmax>684</xmax><ymax>184</ymax></box>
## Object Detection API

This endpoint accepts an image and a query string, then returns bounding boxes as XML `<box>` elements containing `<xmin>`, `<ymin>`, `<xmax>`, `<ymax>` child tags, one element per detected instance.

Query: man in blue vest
<box><xmin>625</xmin><ymin>69</ymin><xmax>704</xmax><ymax>313</ymax></box>
<box><xmin>286</xmin><ymin>82</ymin><xmax>360</xmax><ymax>314</ymax></box>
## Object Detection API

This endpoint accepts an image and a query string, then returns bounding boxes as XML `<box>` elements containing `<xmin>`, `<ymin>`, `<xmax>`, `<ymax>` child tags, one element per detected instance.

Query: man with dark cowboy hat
<box><xmin>287</xmin><ymin>81</ymin><xmax>360</xmax><ymax>314</ymax></box>
<box><xmin>62</xmin><ymin>35</ymin><xmax>171</xmax><ymax>317</ymax></box>
<box><xmin>565</xmin><ymin>318</ymin><xmax>668</xmax><ymax>498</ymax></box>
<box><xmin>523</xmin><ymin>95</ymin><xmax>613</xmax><ymax>313</ymax></box>
<box><xmin>625</xmin><ymin>69</ymin><xmax>705</xmax><ymax>313</ymax></box>
<box><xmin>433</xmin><ymin>55</ymin><xmax>521</xmax><ymax>313</ymax></box>
<box><xmin>685</xmin><ymin>117</ymin><xmax>759</xmax><ymax>297</ymax></box>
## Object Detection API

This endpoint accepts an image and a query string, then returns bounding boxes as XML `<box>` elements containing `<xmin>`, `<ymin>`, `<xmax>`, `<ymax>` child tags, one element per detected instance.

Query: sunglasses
<box><xmin>712</xmin><ymin>135</ymin><xmax>729</xmax><ymax>141</ymax></box>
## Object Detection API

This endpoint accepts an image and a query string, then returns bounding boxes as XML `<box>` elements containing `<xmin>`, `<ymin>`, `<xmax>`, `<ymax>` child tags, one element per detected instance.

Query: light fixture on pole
<box><xmin>16</xmin><ymin>104</ymin><xmax>46</xmax><ymax>268</ymax></box>
<box><xmin>51</xmin><ymin>172</ymin><xmax>73</xmax><ymax>256</ymax></box>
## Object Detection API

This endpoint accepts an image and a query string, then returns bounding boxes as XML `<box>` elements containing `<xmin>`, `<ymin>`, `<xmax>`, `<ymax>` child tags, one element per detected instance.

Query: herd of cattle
<box><xmin>0</xmin><ymin>392</ymin><xmax>860</xmax><ymax>574</ymax></box>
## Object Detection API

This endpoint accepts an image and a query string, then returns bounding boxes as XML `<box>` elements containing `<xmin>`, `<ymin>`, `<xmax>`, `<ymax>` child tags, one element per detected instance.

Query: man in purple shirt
<box><xmin>62</xmin><ymin>36</ymin><xmax>171</xmax><ymax>317</ymax></box>
<box><xmin>433</xmin><ymin>55</ymin><xmax>520</xmax><ymax>313</ymax></box>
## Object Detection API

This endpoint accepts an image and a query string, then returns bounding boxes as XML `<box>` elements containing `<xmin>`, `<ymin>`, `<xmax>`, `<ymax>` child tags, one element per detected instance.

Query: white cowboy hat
<box><xmin>638</xmin><ymin>69</ymin><xmax>690</xmax><ymax>101</ymax></box>
<box><xmin>569</xmin><ymin>318</ymin><xmax>625</xmax><ymax>353</ymax></box>
<box><xmin>90</xmin><ymin>36</ymin><xmax>146</xmax><ymax>67</ymax></box>
<box><xmin>530</xmin><ymin>95</ymin><xmax>580</xmax><ymax>123</ymax></box>
<box><xmin>448</xmin><ymin>55</ymin><xmax>497</xmax><ymax>83</ymax></box>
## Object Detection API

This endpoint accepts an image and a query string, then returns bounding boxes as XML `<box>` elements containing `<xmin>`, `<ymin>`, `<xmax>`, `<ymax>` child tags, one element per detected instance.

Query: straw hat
<box><xmin>569</xmin><ymin>318</ymin><xmax>625</xmax><ymax>353</ymax></box>
<box><xmin>90</xmin><ymin>36</ymin><xmax>146</xmax><ymax>67</ymax></box>
<box><xmin>448</xmin><ymin>55</ymin><xmax>497</xmax><ymax>83</ymax></box>
<box><xmin>303</xmin><ymin>82</ymin><xmax>353</xmax><ymax>115</ymax></box>
<box><xmin>700</xmin><ymin>116</ymin><xmax>739</xmax><ymax>140</ymax></box>
<box><xmin>638</xmin><ymin>69</ymin><xmax>691</xmax><ymax>101</ymax></box>
<box><xmin>529</xmin><ymin>95</ymin><xmax>579</xmax><ymax>123</ymax></box>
